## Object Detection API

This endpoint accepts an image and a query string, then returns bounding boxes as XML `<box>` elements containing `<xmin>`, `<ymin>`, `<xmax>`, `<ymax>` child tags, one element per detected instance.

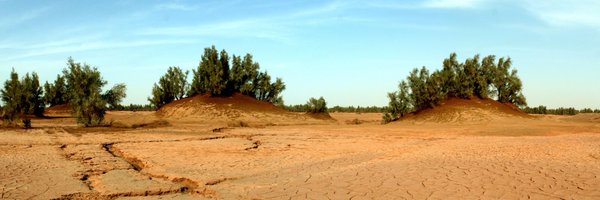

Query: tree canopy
<box><xmin>152</xmin><ymin>45</ymin><xmax>286</xmax><ymax>108</ymax></box>
<box><xmin>383</xmin><ymin>53</ymin><xmax>527</xmax><ymax>123</ymax></box>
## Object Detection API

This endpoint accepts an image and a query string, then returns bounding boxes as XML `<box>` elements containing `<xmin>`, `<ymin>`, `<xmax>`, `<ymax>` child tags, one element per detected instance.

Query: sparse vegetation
<box><xmin>524</xmin><ymin>106</ymin><xmax>600</xmax><ymax>115</ymax></box>
<box><xmin>43</xmin><ymin>74</ymin><xmax>67</xmax><ymax>107</ymax></box>
<box><xmin>149</xmin><ymin>46</ymin><xmax>286</xmax><ymax>108</ymax></box>
<box><xmin>111</xmin><ymin>104</ymin><xmax>155</xmax><ymax>111</ymax></box>
<box><xmin>306</xmin><ymin>97</ymin><xmax>327</xmax><ymax>113</ymax></box>
<box><xmin>286</xmin><ymin>104</ymin><xmax>386</xmax><ymax>113</ymax></box>
<box><xmin>188</xmin><ymin>45</ymin><xmax>286</xmax><ymax>104</ymax></box>
<box><xmin>104</xmin><ymin>83</ymin><xmax>127</xmax><ymax>110</ymax></box>
<box><xmin>0</xmin><ymin>68</ymin><xmax>45</xmax><ymax>127</ymax></box>
<box><xmin>383</xmin><ymin>53</ymin><xmax>527</xmax><ymax>123</ymax></box>
<box><xmin>62</xmin><ymin>58</ymin><xmax>126</xmax><ymax>127</ymax></box>
<box><xmin>148</xmin><ymin>66</ymin><xmax>189</xmax><ymax>108</ymax></box>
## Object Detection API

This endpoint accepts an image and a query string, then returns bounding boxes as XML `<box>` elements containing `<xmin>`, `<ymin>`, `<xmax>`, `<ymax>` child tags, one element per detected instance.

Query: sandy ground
<box><xmin>1</xmin><ymin>112</ymin><xmax>600</xmax><ymax>199</ymax></box>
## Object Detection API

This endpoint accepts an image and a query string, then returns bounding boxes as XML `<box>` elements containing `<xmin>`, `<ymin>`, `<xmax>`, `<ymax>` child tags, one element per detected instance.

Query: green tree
<box><xmin>188</xmin><ymin>45</ymin><xmax>286</xmax><ymax>104</ymax></box>
<box><xmin>190</xmin><ymin>46</ymin><xmax>226</xmax><ymax>96</ymax></box>
<box><xmin>63</xmin><ymin>58</ymin><xmax>107</xmax><ymax>127</ymax></box>
<box><xmin>43</xmin><ymin>74</ymin><xmax>67</xmax><ymax>107</ymax></box>
<box><xmin>306</xmin><ymin>97</ymin><xmax>327</xmax><ymax>113</ymax></box>
<box><xmin>475</xmin><ymin>55</ymin><xmax>496</xmax><ymax>98</ymax></box>
<box><xmin>441</xmin><ymin>53</ymin><xmax>460</xmax><ymax>97</ymax></box>
<box><xmin>239</xmin><ymin>54</ymin><xmax>260</xmax><ymax>96</ymax></box>
<box><xmin>385</xmin><ymin>53</ymin><xmax>527</xmax><ymax>121</ymax></box>
<box><xmin>20</xmin><ymin>72</ymin><xmax>44</xmax><ymax>116</ymax></box>
<box><xmin>383</xmin><ymin>81</ymin><xmax>413</xmax><ymax>123</ymax></box>
<box><xmin>1</xmin><ymin>69</ymin><xmax>22</xmax><ymax>122</ymax></box>
<box><xmin>1</xmin><ymin>69</ymin><xmax>45</xmax><ymax>126</ymax></box>
<box><xmin>149</xmin><ymin>66</ymin><xmax>189</xmax><ymax>108</ymax></box>
<box><xmin>103</xmin><ymin>83</ymin><xmax>127</xmax><ymax>110</ymax></box>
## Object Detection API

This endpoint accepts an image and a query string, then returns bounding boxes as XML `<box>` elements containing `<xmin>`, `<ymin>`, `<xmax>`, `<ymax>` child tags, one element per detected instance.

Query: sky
<box><xmin>1</xmin><ymin>0</ymin><xmax>599</xmax><ymax>109</ymax></box>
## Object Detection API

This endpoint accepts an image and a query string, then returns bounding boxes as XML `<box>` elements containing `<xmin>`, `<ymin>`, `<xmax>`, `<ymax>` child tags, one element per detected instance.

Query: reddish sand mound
<box><xmin>44</xmin><ymin>104</ymin><xmax>72</xmax><ymax>116</ymax></box>
<box><xmin>157</xmin><ymin>93</ymin><xmax>325</xmax><ymax>125</ymax></box>
<box><xmin>402</xmin><ymin>97</ymin><xmax>531</xmax><ymax>123</ymax></box>
<box><xmin>157</xmin><ymin>93</ymin><xmax>287</xmax><ymax>117</ymax></box>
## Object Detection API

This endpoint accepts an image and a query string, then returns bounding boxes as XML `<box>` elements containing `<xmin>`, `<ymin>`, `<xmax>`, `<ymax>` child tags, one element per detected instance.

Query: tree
<box><xmin>188</xmin><ymin>46</ymin><xmax>286</xmax><ymax>104</ymax></box>
<box><xmin>20</xmin><ymin>72</ymin><xmax>44</xmax><ymax>116</ymax></box>
<box><xmin>190</xmin><ymin>46</ymin><xmax>226</xmax><ymax>96</ymax></box>
<box><xmin>306</xmin><ymin>97</ymin><xmax>327</xmax><ymax>113</ymax></box>
<box><xmin>149</xmin><ymin>66</ymin><xmax>189</xmax><ymax>108</ymax></box>
<box><xmin>0</xmin><ymin>69</ymin><xmax>45</xmax><ymax>127</ymax></box>
<box><xmin>1</xmin><ymin>69</ymin><xmax>22</xmax><ymax>122</ymax></box>
<box><xmin>475</xmin><ymin>55</ymin><xmax>496</xmax><ymax>98</ymax></box>
<box><xmin>43</xmin><ymin>74</ymin><xmax>67</xmax><ymax>107</ymax></box>
<box><xmin>104</xmin><ymin>83</ymin><xmax>127</xmax><ymax>110</ymax></box>
<box><xmin>384</xmin><ymin>53</ymin><xmax>527</xmax><ymax>122</ymax></box>
<box><xmin>63</xmin><ymin>58</ymin><xmax>107</xmax><ymax>127</ymax></box>
<box><xmin>239</xmin><ymin>54</ymin><xmax>260</xmax><ymax>96</ymax></box>
<box><xmin>383</xmin><ymin>81</ymin><xmax>413</xmax><ymax>123</ymax></box>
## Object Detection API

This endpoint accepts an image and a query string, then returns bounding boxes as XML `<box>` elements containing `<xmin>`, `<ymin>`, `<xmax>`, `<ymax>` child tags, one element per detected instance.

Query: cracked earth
<box><xmin>1</xmin><ymin>112</ymin><xmax>600</xmax><ymax>199</ymax></box>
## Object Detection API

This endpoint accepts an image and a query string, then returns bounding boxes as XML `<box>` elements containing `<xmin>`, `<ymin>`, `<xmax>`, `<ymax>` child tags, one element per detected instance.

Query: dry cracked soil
<box><xmin>1</xmin><ymin>112</ymin><xmax>600</xmax><ymax>199</ymax></box>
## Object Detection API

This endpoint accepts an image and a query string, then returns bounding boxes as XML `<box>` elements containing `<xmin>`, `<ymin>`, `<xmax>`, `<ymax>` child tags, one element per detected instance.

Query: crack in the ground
<box><xmin>46</xmin><ymin>131</ymin><xmax>263</xmax><ymax>199</ymax></box>
<box><xmin>205</xmin><ymin>177</ymin><xmax>237</xmax><ymax>186</ymax></box>
<box><xmin>244</xmin><ymin>140</ymin><xmax>262</xmax><ymax>151</ymax></box>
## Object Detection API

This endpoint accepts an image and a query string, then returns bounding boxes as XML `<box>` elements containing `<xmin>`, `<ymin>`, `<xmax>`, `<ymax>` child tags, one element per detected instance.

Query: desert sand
<box><xmin>1</xmin><ymin>98</ymin><xmax>600</xmax><ymax>199</ymax></box>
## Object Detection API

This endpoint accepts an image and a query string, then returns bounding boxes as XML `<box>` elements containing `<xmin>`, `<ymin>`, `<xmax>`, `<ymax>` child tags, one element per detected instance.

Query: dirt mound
<box><xmin>401</xmin><ymin>97</ymin><xmax>531</xmax><ymax>123</ymax></box>
<box><xmin>45</xmin><ymin>104</ymin><xmax>72</xmax><ymax>116</ymax></box>
<box><xmin>157</xmin><ymin>93</ymin><xmax>325</xmax><ymax>126</ymax></box>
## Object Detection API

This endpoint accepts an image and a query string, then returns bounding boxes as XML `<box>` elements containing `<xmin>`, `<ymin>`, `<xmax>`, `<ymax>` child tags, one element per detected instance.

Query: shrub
<box><xmin>149</xmin><ymin>66</ymin><xmax>189</xmax><ymax>109</ymax></box>
<box><xmin>306</xmin><ymin>97</ymin><xmax>327</xmax><ymax>113</ymax></box>
<box><xmin>188</xmin><ymin>45</ymin><xmax>286</xmax><ymax>104</ymax></box>
<box><xmin>63</xmin><ymin>58</ymin><xmax>108</xmax><ymax>127</ymax></box>
<box><xmin>0</xmin><ymin>69</ymin><xmax>45</xmax><ymax>125</ymax></box>
<box><xmin>383</xmin><ymin>81</ymin><xmax>413</xmax><ymax>123</ymax></box>
<box><xmin>104</xmin><ymin>83</ymin><xmax>127</xmax><ymax>110</ymax></box>
<box><xmin>384</xmin><ymin>53</ymin><xmax>527</xmax><ymax>122</ymax></box>
<box><xmin>43</xmin><ymin>74</ymin><xmax>67</xmax><ymax>107</ymax></box>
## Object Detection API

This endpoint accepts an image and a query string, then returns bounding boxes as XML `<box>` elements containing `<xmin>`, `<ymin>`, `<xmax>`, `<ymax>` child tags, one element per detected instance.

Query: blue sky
<box><xmin>1</xmin><ymin>0</ymin><xmax>599</xmax><ymax>108</ymax></box>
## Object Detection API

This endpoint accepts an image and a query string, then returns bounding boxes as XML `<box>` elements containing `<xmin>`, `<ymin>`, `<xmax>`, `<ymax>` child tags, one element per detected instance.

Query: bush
<box><xmin>43</xmin><ymin>74</ymin><xmax>67</xmax><ymax>107</ymax></box>
<box><xmin>188</xmin><ymin>45</ymin><xmax>286</xmax><ymax>104</ymax></box>
<box><xmin>104</xmin><ymin>83</ymin><xmax>127</xmax><ymax>110</ymax></box>
<box><xmin>0</xmin><ymin>69</ymin><xmax>45</xmax><ymax>124</ymax></box>
<box><xmin>306</xmin><ymin>97</ymin><xmax>327</xmax><ymax>113</ymax></box>
<box><xmin>149</xmin><ymin>66</ymin><xmax>189</xmax><ymax>109</ymax></box>
<box><xmin>383</xmin><ymin>53</ymin><xmax>527</xmax><ymax>122</ymax></box>
<box><xmin>63</xmin><ymin>58</ymin><xmax>108</xmax><ymax>127</ymax></box>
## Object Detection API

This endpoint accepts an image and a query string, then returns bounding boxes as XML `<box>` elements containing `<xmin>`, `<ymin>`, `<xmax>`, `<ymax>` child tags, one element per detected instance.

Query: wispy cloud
<box><xmin>365</xmin><ymin>0</ymin><xmax>485</xmax><ymax>9</ymax></box>
<box><xmin>138</xmin><ymin>1</ymin><xmax>374</xmax><ymax>43</ymax></box>
<box><xmin>0</xmin><ymin>6</ymin><xmax>50</xmax><ymax>29</ymax></box>
<box><xmin>1</xmin><ymin>38</ymin><xmax>199</xmax><ymax>61</ymax></box>
<box><xmin>523</xmin><ymin>0</ymin><xmax>600</xmax><ymax>30</ymax></box>
<box><xmin>154</xmin><ymin>2</ymin><xmax>196</xmax><ymax>11</ymax></box>
<box><xmin>422</xmin><ymin>0</ymin><xmax>484</xmax><ymax>9</ymax></box>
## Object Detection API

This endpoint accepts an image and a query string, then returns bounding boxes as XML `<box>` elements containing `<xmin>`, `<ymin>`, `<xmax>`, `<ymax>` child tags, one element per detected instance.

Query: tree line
<box><xmin>149</xmin><ymin>45</ymin><xmax>286</xmax><ymax>108</ymax></box>
<box><xmin>285</xmin><ymin>103</ymin><xmax>385</xmax><ymax>113</ymax></box>
<box><xmin>383</xmin><ymin>53</ymin><xmax>527</xmax><ymax>123</ymax></box>
<box><xmin>523</xmin><ymin>105</ymin><xmax>600</xmax><ymax>115</ymax></box>
<box><xmin>1</xmin><ymin>58</ymin><xmax>126</xmax><ymax>127</ymax></box>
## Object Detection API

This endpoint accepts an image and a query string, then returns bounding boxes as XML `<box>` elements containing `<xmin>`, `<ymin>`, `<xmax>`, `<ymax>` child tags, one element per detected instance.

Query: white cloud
<box><xmin>1</xmin><ymin>39</ymin><xmax>199</xmax><ymax>61</ymax></box>
<box><xmin>523</xmin><ymin>0</ymin><xmax>600</xmax><ymax>29</ymax></box>
<box><xmin>0</xmin><ymin>7</ymin><xmax>50</xmax><ymax>29</ymax></box>
<box><xmin>154</xmin><ymin>2</ymin><xmax>196</xmax><ymax>11</ymax></box>
<box><xmin>422</xmin><ymin>0</ymin><xmax>484</xmax><ymax>8</ymax></box>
